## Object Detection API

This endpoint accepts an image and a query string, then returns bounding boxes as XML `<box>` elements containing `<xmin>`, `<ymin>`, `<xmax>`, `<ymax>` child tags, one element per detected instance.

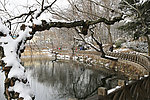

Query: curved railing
<box><xmin>56</xmin><ymin>50</ymin><xmax>150</xmax><ymax>71</ymax></box>
<box><xmin>106</xmin><ymin>52</ymin><xmax>150</xmax><ymax>71</ymax></box>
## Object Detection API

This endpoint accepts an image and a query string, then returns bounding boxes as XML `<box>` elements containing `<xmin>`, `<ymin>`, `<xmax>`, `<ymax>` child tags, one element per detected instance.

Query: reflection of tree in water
<box><xmin>25</xmin><ymin>60</ymin><xmax>126</xmax><ymax>100</ymax></box>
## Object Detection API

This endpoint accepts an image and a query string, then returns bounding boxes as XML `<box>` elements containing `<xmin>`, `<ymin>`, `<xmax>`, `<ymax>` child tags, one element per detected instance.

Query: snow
<box><xmin>32</xmin><ymin>9</ymin><xmax>40</xmax><ymax>18</ymax></box>
<box><xmin>0</xmin><ymin>21</ymin><xmax>34</xmax><ymax>99</ymax></box>
<box><xmin>65</xmin><ymin>55</ymin><xmax>70</xmax><ymax>60</ymax></box>
<box><xmin>16</xmin><ymin>27</ymin><xmax>32</xmax><ymax>41</ymax></box>
<box><xmin>0</xmin><ymin>20</ymin><xmax>10</xmax><ymax>34</ymax></box>
<box><xmin>85</xmin><ymin>36</ymin><xmax>93</xmax><ymax>43</ymax></box>
<box><xmin>8</xmin><ymin>81</ymin><xmax>34</xmax><ymax>100</ymax></box>
<box><xmin>8</xmin><ymin>65</ymin><xmax>26</xmax><ymax>79</ymax></box>
<box><xmin>55</xmin><ymin>54</ymin><xmax>71</xmax><ymax>60</ymax></box>
<box><xmin>79</xmin><ymin>58</ymin><xmax>84</xmax><ymax>62</ymax></box>
<box><xmin>1</xmin><ymin>27</ymin><xmax>32</xmax><ymax>78</ymax></box>
<box><xmin>107</xmin><ymin>86</ymin><xmax>121</xmax><ymax>94</ymax></box>
<box><xmin>105</xmin><ymin>55</ymin><xmax>118</xmax><ymax>59</ymax></box>
<box><xmin>144</xmin><ymin>75</ymin><xmax>149</xmax><ymax>77</ymax></box>
<box><xmin>113</xmin><ymin>48</ymin><xmax>130</xmax><ymax>53</ymax></box>
<box><xmin>124</xmin><ymin>17</ymin><xmax>132</xmax><ymax>23</ymax></box>
<box><xmin>86</xmin><ymin>58</ymin><xmax>92</xmax><ymax>61</ymax></box>
<box><xmin>139</xmin><ymin>0</ymin><xmax>148</xmax><ymax>4</ymax></box>
<box><xmin>51</xmin><ymin>18</ymin><xmax>70</xmax><ymax>23</ymax></box>
<box><xmin>73</xmin><ymin>56</ymin><xmax>78</xmax><ymax>60</ymax></box>
<box><xmin>105</xmin><ymin>63</ymin><xmax>110</xmax><ymax>67</ymax></box>
<box><xmin>33</xmin><ymin>19</ymin><xmax>42</xmax><ymax>25</ymax></box>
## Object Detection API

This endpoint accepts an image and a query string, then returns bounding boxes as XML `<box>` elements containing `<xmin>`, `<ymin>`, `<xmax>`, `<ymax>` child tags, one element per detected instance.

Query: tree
<box><xmin>93</xmin><ymin>0</ymin><xmax>120</xmax><ymax>51</ymax></box>
<box><xmin>118</xmin><ymin>0</ymin><xmax>150</xmax><ymax>55</ymax></box>
<box><xmin>0</xmin><ymin>0</ymin><xmax>123</xmax><ymax>99</ymax></box>
<box><xmin>52</xmin><ymin>0</ymin><xmax>122</xmax><ymax>55</ymax></box>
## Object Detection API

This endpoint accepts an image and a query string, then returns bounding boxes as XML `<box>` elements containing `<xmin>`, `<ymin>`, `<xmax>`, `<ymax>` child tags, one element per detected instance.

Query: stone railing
<box><xmin>98</xmin><ymin>75</ymin><xmax>150</xmax><ymax>100</ymax></box>
<box><xmin>106</xmin><ymin>52</ymin><xmax>150</xmax><ymax>71</ymax></box>
<box><xmin>55</xmin><ymin>50</ymin><xmax>150</xmax><ymax>71</ymax></box>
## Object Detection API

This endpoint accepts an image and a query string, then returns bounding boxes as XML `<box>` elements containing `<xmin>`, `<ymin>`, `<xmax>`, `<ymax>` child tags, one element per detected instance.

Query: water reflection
<box><xmin>0</xmin><ymin>71</ymin><xmax>5</xmax><ymax>100</ymax></box>
<box><xmin>23</xmin><ymin>60</ymin><xmax>126</xmax><ymax>100</ymax></box>
<box><xmin>0</xmin><ymin>59</ymin><xmax>126</xmax><ymax>100</ymax></box>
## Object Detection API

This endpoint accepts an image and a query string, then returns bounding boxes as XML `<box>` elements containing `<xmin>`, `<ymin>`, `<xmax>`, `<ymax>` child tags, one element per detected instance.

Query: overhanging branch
<box><xmin>31</xmin><ymin>15</ymin><xmax>123</xmax><ymax>34</ymax></box>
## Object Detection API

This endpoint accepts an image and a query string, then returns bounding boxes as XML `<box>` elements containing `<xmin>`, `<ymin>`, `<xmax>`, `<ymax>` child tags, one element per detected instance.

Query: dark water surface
<box><xmin>0</xmin><ymin>59</ymin><xmax>125</xmax><ymax>100</ymax></box>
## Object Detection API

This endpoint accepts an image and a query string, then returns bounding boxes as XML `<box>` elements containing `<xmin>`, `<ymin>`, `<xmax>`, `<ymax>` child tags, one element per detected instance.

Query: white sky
<box><xmin>0</xmin><ymin>0</ymin><xmax>70</xmax><ymax>33</ymax></box>
<box><xmin>0</xmin><ymin>0</ymin><xmax>69</xmax><ymax>20</ymax></box>
<box><xmin>55</xmin><ymin>0</ymin><xmax>69</xmax><ymax>8</ymax></box>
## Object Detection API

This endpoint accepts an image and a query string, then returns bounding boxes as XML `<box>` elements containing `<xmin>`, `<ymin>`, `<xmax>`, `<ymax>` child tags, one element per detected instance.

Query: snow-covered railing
<box><xmin>106</xmin><ymin>52</ymin><xmax>150</xmax><ymax>71</ymax></box>
<box><xmin>98</xmin><ymin>75</ymin><xmax>150</xmax><ymax>100</ymax></box>
<box><xmin>55</xmin><ymin>50</ymin><xmax>150</xmax><ymax>71</ymax></box>
<box><xmin>99</xmin><ymin>75</ymin><xmax>150</xmax><ymax>100</ymax></box>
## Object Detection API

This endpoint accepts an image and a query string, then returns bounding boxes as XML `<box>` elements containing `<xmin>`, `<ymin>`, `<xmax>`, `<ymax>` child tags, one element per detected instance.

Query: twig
<box><xmin>89</xmin><ymin>0</ymin><xmax>122</xmax><ymax>15</ymax></box>
<box><xmin>36</xmin><ymin>0</ymin><xmax>57</xmax><ymax>18</ymax></box>
<box><xmin>90</xmin><ymin>29</ymin><xmax>105</xmax><ymax>57</ymax></box>
<box><xmin>8</xmin><ymin>9</ymin><xmax>37</xmax><ymax>21</ymax></box>
<box><xmin>74</xmin><ymin>28</ymin><xmax>100</xmax><ymax>52</ymax></box>
<box><xmin>41</xmin><ymin>0</ymin><xmax>45</xmax><ymax>10</ymax></box>
<box><xmin>74</xmin><ymin>5</ymin><xmax>100</xmax><ymax>18</ymax></box>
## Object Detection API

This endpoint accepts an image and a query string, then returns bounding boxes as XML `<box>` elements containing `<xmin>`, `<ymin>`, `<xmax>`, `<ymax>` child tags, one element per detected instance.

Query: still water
<box><xmin>0</xmin><ymin>59</ymin><xmax>125</xmax><ymax>100</ymax></box>
<box><xmin>0</xmin><ymin>71</ymin><xmax>5</xmax><ymax>100</ymax></box>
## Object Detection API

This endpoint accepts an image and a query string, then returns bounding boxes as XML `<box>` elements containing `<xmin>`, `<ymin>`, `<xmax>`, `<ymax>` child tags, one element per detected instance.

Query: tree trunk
<box><xmin>108</xmin><ymin>25</ymin><xmax>113</xmax><ymax>46</ymax></box>
<box><xmin>145</xmin><ymin>35</ymin><xmax>150</xmax><ymax>56</ymax></box>
<box><xmin>98</xmin><ymin>43</ymin><xmax>106</xmax><ymax>58</ymax></box>
<box><xmin>72</xmin><ymin>39</ymin><xmax>75</xmax><ymax>56</ymax></box>
<box><xmin>107</xmin><ymin>25</ymin><xmax>114</xmax><ymax>52</ymax></box>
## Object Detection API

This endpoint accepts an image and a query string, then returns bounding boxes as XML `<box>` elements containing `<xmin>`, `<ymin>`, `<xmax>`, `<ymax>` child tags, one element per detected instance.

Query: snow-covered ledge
<box><xmin>0</xmin><ymin>21</ymin><xmax>34</xmax><ymax>100</ymax></box>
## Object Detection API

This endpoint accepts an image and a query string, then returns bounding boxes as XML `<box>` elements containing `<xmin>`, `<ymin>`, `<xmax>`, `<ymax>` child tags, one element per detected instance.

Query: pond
<box><xmin>0</xmin><ymin>59</ymin><xmax>126</xmax><ymax>100</ymax></box>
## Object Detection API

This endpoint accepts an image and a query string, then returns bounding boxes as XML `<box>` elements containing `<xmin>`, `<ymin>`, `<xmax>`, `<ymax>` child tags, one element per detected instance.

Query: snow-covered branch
<box><xmin>0</xmin><ymin>20</ymin><xmax>34</xmax><ymax>100</ymax></box>
<box><xmin>29</xmin><ymin>14</ymin><xmax>123</xmax><ymax>37</ymax></box>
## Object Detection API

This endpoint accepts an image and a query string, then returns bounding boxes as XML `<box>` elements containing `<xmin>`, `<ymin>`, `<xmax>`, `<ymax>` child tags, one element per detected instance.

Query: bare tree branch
<box><xmin>89</xmin><ymin>0</ymin><xmax>122</xmax><ymax>15</ymax></box>
<box><xmin>74</xmin><ymin>5</ymin><xmax>100</xmax><ymax>18</ymax></box>
<box><xmin>36</xmin><ymin>0</ymin><xmax>57</xmax><ymax>18</ymax></box>
<box><xmin>35</xmin><ymin>0</ymin><xmax>41</xmax><ymax>5</ymax></box>
<box><xmin>41</xmin><ymin>0</ymin><xmax>45</xmax><ymax>10</ymax></box>
<box><xmin>0</xmin><ymin>9</ymin><xmax>4</xmax><ymax>11</ymax></box>
<box><xmin>31</xmin><ymin>15</ymin><xmax>123</xmax><ymax>35</ymax></box>
<box><xmin>90</xmin><ymin>29</ymin><xmax>105</xmax><ymax>57</ymax></box>
<box><xmin>8</xmin><ymin>9</ymin><xmax>37</xmax><ymax>21</ymax></box>
<box><xmin>0</xmin><ymin>0</ymin><xmax>12</xmax><ymax>17</ymax></box>
<box><xmin>49</xmin><ymin>8</ymin><xmax>70</xmax><ymax>21</ymax></box>
<box><xmin>74</xmin><ymin>28</ymin><xmax>101</xmax><ymax>52</ymax></box>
